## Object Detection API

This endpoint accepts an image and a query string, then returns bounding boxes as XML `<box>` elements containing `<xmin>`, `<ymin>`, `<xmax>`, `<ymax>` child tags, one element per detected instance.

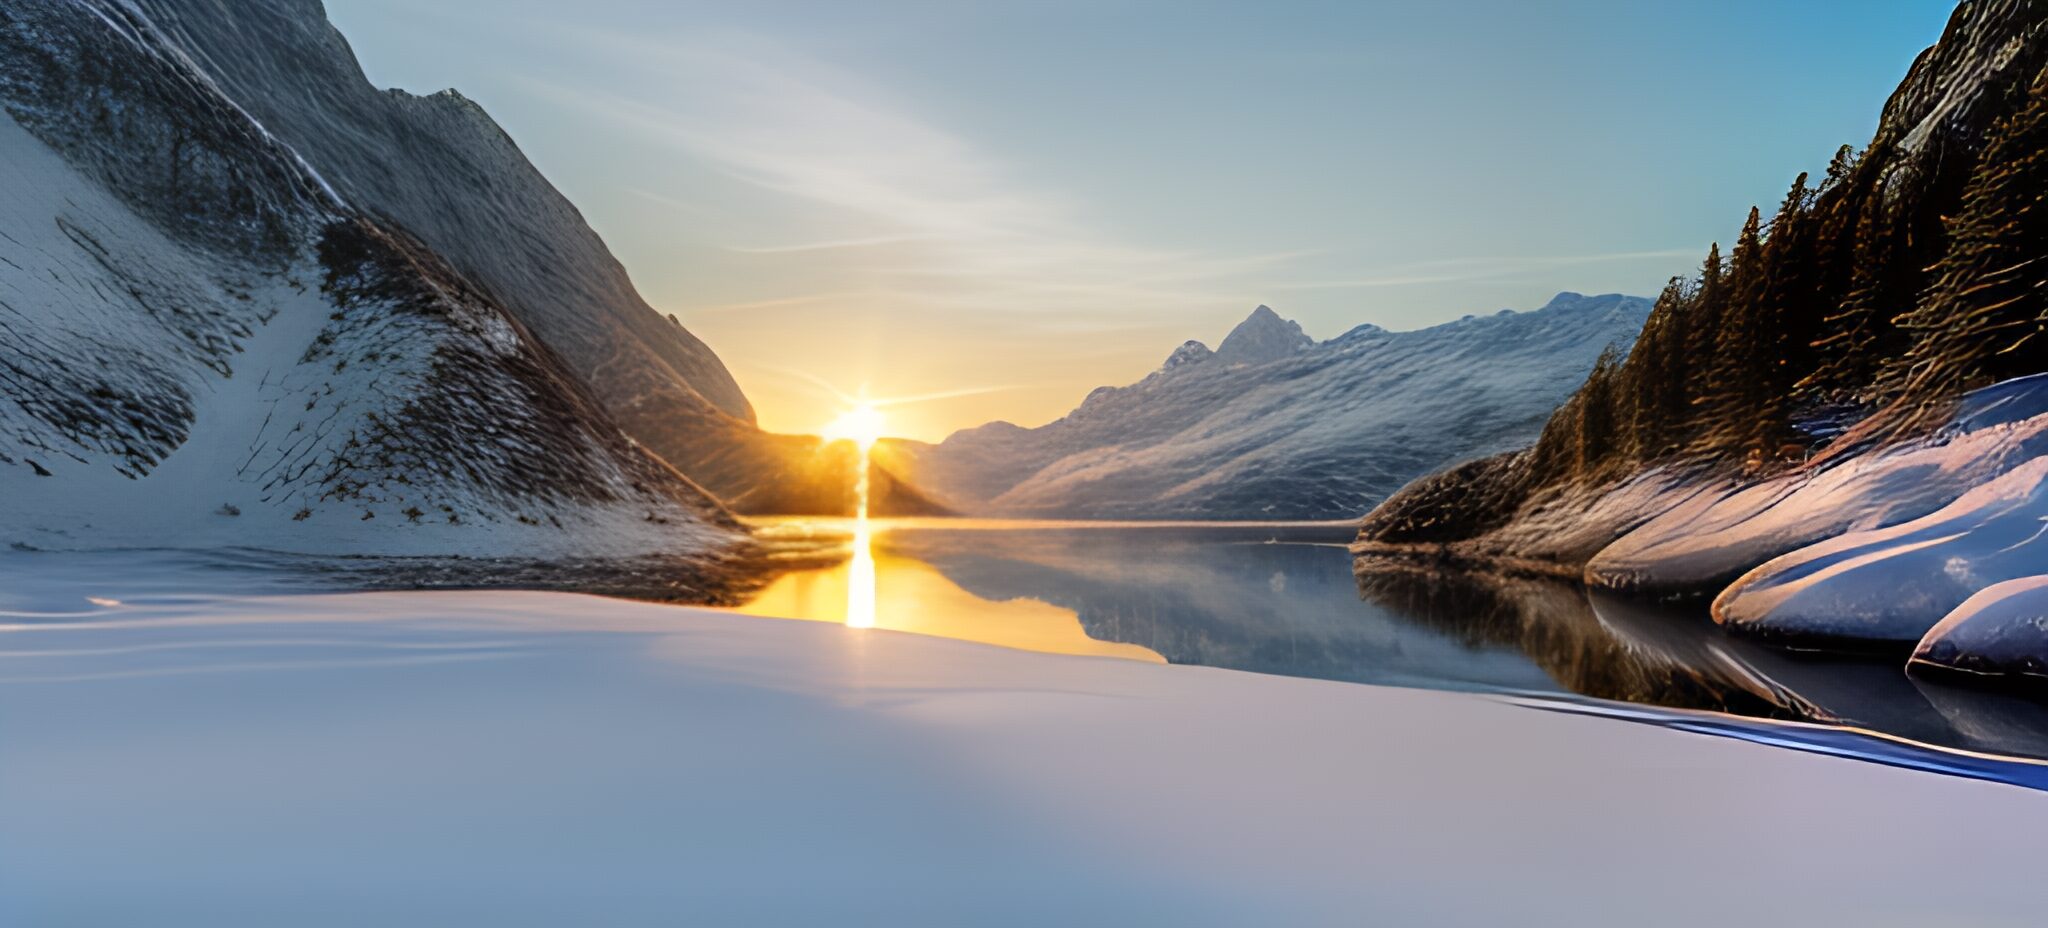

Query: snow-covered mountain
<box><xmin>0</xmin><ymin>0</ymin><xmax>934</xmax><ymax>518</ymax></box>
<box><xmin>0</xmin><ymin>0</ymin><xmax>740</xmax><ymax>557</ymax></box>
<box><xmin>905</xmin><ymin>294</ymin><xmax>1650</xmax><ymax>520</ymax></box>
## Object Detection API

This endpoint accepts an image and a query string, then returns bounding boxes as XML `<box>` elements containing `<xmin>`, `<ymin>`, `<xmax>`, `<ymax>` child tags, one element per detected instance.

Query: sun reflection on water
<box><xmin>732</xmin><ymin>518</ymin><xmax>1161</xmax><ymax>662</ymax></box>
<box><xmin>746</xmin><ymin>400</ymin><xmax>1154</xmax><ymax>659</ymax></box>
<box><xmin>845</xmin><ymin>518</ymin><xmax>877</xmax><ymax>630</ymax></box>
<box><xmin>823</xmin><ymin>401</ymin><xmax>883</xmax><ymax>629</ymax></box>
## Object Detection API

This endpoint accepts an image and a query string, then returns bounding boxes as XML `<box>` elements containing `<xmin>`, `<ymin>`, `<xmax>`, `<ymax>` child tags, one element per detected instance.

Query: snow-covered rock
<box><xmin>1712</xmin><ymin>453</ymin><xmax>2048</xmax><ymax>648</ymax></box>
<box><xmin>906</xmin><ymin>293</ymin><xmax>1650</xmax><ymax>520</ymax></box>
<box><xmin>0</xmin><ymin>1</ymin><xmax>740</xmax><ymax>557</ymax></box>
<box><xmin>1911</xmin><ymin>576</ymin><xmax>2048</xmax><ymax>689</ymax></box>
<box><xmin>1587</xmin><ymin>376</ymin><xmax>2048</xmax><ymax>595</ymax></box>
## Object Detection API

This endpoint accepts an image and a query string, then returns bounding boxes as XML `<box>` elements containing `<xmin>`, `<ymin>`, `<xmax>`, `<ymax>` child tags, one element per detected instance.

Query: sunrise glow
<box><xmin>821</xmin><ymin>403</ymin><xmax>885</xmax><ymax>452</ymax></box>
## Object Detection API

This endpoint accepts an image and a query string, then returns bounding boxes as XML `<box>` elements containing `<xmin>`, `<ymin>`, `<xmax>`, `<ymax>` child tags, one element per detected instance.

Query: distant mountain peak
<box><xmin>1541</xmin><ymin>291</ymin><xmax>1588</xmax><ymax>309</ymax></box>
<box><xmin>1162</xmin><ymin>339</ymin><xmax>1214</xmax><ymax>370</ymax></box>
<box><xmin>1215</xmin><ymin>305</ymin><xmax>1312</xmax><ymax>365</ymax></box>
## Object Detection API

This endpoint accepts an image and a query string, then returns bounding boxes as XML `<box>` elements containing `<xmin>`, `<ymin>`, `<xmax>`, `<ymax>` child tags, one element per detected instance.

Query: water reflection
<box><xmin>733</xmin><ymin>519</ymin><xmax>1161</xmax><ymax>662</ymax></box>
<box><xmin>846</xmin><ymin>520</ymin><xmax>877</xmax><ymax>630</ymax></box>
<box><xmin>730</xmin><ymin>520</ymin><xmax>2048</xmax><ymax>760</ymax></box>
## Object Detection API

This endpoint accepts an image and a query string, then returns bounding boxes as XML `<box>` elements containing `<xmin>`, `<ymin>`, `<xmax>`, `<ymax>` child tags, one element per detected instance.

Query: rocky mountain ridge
<box><xmin>0</xmin><ymin>0</ymin><xmax>743</xmax><ymax>561</ymax></box>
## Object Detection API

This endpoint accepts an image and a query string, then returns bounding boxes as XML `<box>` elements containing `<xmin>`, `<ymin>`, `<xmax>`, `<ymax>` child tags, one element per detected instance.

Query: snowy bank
<box><xmin>1912</xmin><ymin>576</ymin><xmax>2048</xmax><ymax>687</ymax></box>
<box><xmin>1587</xmin><ymin>376</ymin><xmax>2048</xmax><ymax>597</ymax></box>
<box><xmin>2</xmin><ymin>561</ymin><xmax>2046</xmax><ymax>926</ymax></box>
<box><xmin>1715</xmin><ymin>456</ymin><xmax>2048</xmax><ymax>647</ymax></box>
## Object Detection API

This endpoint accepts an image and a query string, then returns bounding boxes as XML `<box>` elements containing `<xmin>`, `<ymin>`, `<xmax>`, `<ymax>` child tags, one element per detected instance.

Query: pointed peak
<box><xmin>1162</xmin><ymin>339</ymin><xmax>1214</xmax><ymax>371</ymax></box>
<box><xmin>1216</xmin><ymin>305</ymin><xmax>1311</xmax><ymax>365</ymax></box>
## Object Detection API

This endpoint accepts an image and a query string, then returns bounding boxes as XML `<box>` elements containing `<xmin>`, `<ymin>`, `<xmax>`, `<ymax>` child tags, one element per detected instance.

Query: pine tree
<box><xmin>1702</xmin><ymin>207</ymin><xmax>1766</xmax><ymax>451</ymax></box>
<box><xmin>1625</xmin><ymin>277</ymin><xmax>1694</xmax><ymax>460</ymax></box>
<box><xmin>1797</xmin><ymin>147</ymin><xmax>1868</xmax><ymax>400</ymax></box>
<box><xmin>1749</xmin><ymin>173</ymin><xmax>1817</xmax><ymax>458</ymax></box>
<box><xmin>1574</xmin><ymin>346</ymin><xmax>1624</xmax><ymax>476</ymax></box>
<box><xmin>1680</xmin><ymin>243</ymin><xmax>1727</xmax><ymax>446</ymax></box>
<box><xmin>1888</xmin><ymin>62</ymin><xmax>2048</xmax><ymax>411</ymax></box>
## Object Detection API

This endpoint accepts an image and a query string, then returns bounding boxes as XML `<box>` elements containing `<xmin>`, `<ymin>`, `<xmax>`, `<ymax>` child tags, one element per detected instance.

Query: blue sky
<box><xmin>324</xmin><ymin>0</ymin><xmax>1956</xmax><ymax>440</ymax></box>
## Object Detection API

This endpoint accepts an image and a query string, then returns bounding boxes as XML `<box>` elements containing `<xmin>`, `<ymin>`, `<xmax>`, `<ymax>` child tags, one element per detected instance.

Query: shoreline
<box><xmin>4</xmin><ymin>580</ymin><xmax>2046</xmax><ymax>924</ymax></box>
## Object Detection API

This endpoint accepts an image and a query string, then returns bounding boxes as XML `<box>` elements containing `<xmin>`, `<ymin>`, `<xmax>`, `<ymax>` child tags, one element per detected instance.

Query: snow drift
<box><xmin>1713</xmin><ymin>448</ymin><xmax>2048</xmax><ymax>648</ymax></box>
<box><xmin>1588</xmin><ymin>375</ymin><xmax>2048</xmax><ymax>597</ymax></box>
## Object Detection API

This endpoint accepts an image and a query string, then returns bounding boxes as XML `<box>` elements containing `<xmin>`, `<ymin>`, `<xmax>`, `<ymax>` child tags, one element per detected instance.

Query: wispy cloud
<box><xmin>724</xmin><ymin>233</ymin><xmax>943</xmax><ymax>255</ymax></box>
<box><xmin>1277</xmin><ymin>249</ymin><xmax>1701</xmax><ymax>291</ymax></box>
<box><xmin>522</xmin><ymin>29</ymin><xmax>1299</xmax><ymax>316</ymax></box>
<box><xmin>743</xmin><ymin>364</ymin><xmax>1026</xmax><ymax>410</ymax></box>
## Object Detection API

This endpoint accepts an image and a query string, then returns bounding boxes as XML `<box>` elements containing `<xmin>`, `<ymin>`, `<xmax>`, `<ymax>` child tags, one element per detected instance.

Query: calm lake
<box><xmin>737</xmin><ymin>518</ymin><xmax>2048</xmax><ymax>764</ymax></box>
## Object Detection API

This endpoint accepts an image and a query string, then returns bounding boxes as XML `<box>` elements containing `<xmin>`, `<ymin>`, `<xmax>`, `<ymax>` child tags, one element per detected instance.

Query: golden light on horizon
<box><xmin>844</xmin><ymin>519</ymin><xmax>877</xmax><ymax>629</ymax></box>
<box><xmin>825</xmin><ymin>399</ymin><xmax>883</xmax><ymax>628</ymax></box>
<box><xmin>821</xmin><ymin>402</ymin><xmax>886</xmax><ymax>451</ymax></box>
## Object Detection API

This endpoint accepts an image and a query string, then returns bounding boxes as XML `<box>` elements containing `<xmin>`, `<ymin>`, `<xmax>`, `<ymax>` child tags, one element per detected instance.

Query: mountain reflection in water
<box><xmin>733</xmin><ymin>519</ymin><xmax>2048</xmax><ymax>761</ymax></box>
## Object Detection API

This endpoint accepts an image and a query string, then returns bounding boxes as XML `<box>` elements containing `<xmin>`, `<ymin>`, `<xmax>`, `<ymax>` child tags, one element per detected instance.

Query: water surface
<box><xmin>735</xmin><ymin>518</ymin><xmax>2048</xmax><ymax>763</ymax></box>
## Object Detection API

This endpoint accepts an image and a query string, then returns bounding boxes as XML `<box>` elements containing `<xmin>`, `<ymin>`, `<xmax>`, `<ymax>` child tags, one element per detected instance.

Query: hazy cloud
<box><xmin>524</xmin><ymin>29</ymin><xmax>1301</xmax><ymax>316</ymax></box>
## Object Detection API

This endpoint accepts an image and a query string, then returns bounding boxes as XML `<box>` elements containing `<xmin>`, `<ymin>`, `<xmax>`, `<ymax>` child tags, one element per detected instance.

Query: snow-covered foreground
<box><xmin>3</xmin><ymin>562</ymin><xmax>2046</xmax><ymax>926</ymax></box>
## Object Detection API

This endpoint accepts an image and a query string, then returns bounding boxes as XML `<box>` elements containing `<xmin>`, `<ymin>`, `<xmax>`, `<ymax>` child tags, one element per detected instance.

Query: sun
<box><xmin>822</xmin><ymin>403</ymin><xmax>885</xmax><ymax>451</ymax></box>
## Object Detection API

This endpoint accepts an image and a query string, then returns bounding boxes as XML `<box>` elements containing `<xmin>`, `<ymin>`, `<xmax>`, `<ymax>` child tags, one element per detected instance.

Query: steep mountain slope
<box><xmin>1354</xmin><ymin>0</ymin><xmax>2048</xmax><ymax>690</ymax></box>
<box><xmin>80</xmin><ymin>0</ymin><xmax>922</xmax><ymax>516</ymax></box>
<box><xmin>125</xmin><ymin>0</ymin><xmax>751</xmax><ymax>426</ymax></box>
<box><xmin>0</xmin><ymin>0</ymin><xmax>740</xmax><ymax>557</ymax></box>
<box><xmin>907</xmin><ymin>294</ymin><xmax>1649</xmax><ymax>520</ymax></box>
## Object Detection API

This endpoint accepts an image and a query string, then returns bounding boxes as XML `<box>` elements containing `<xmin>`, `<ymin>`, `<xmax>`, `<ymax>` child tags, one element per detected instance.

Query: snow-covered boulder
<box><xmin>1911</xmin><ymin>576</ymin><xmax>2048</xmax><ymax>690</ymax></box>
<box><xmin>1587</xmin><ymin>377</ymin><xmax>2048</xmax><ymax>595</ymax></box>
<box><xmin>1713</xmin><ymin>454</ymin><xmax>2048</xmax><ymax>648</ymax></box>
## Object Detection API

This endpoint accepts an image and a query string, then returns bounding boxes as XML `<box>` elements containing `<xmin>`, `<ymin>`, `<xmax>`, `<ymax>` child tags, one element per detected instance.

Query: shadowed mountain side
<box><xmin>108</xmin><ymin>0</ymin><xmax>940</xmax><ymax>515</ymax></box>
<box><xmin>0</xmin><ymin>0</ymin><xmax>744</xmax><ymax>560</ymax></box>
<box><xmin>654</xmin><ymin>428</ymin><xmax>952</xmax><ymax>516</ymax></box>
